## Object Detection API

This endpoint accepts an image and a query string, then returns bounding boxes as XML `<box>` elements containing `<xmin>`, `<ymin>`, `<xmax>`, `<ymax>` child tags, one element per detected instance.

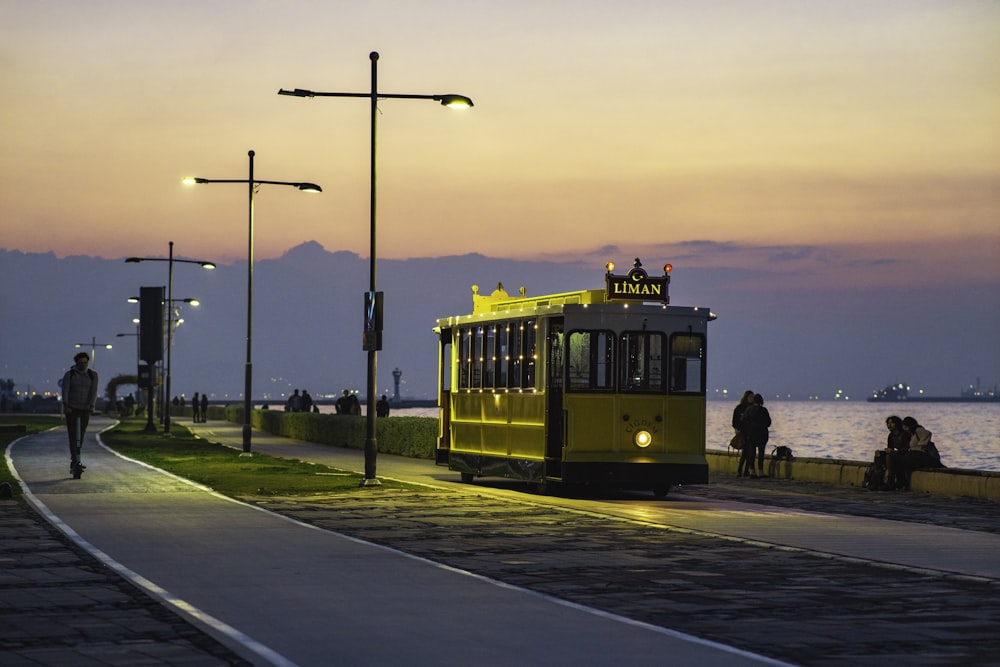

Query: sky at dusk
<box><xmin>2</xmin><ymin>1</ymin><xmax>999</xmax><ymax>400</ymax></box>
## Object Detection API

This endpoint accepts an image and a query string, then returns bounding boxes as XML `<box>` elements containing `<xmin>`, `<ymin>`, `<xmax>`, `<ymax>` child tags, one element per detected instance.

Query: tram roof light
<box><xmin>663</xmin><ymin>263</ymin><xmax>672</xmax><ymax>274</ymax></box>
<box><xmin>605</xmin><ymin>261</ymin><xmax>615</xmax><ymax>273</ymax></box>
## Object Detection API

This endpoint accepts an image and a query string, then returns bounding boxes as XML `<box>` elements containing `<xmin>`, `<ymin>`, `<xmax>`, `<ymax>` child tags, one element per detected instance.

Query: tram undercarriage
<box><xmin>446</xmin><ymin>451</ymin><xmax>708</xmax><ymax>496</ymax></box>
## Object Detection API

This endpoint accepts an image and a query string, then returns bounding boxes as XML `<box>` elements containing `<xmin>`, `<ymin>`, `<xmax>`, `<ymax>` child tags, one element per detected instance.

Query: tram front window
<box><xmin>620</xmin><ymin>332</ymin><xmax>666</xmax><ymax>393</ymax></box>
<box><xmin>670</xmin><ymin>333</ymin><xmax>705</xmax><ymax>394</ymax></box>
<box><xmin>567</xmin><ymin>330</ymin><xmax>615</xmax><ymax>391</ymax></box>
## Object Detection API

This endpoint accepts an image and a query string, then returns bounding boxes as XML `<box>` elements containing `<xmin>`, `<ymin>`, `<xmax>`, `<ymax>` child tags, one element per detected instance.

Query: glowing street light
<box><xmin>73</xmin><ymin>337</ymin><xmax>113</xmax><ymax>370</ymax></box>
<box><xmin>279</xmin><ymin>51</ymin><xmax>472</xmax><ymax>485</ymax></box>
<box><xmin>125</xmin><ymin>242</ymin><xmax>215</xmax><ymax>435</ymax></box>
<box><xmin>184</xmin><ymin>151</ymin><xmax>321</xmax><ymax>454</ymax></box>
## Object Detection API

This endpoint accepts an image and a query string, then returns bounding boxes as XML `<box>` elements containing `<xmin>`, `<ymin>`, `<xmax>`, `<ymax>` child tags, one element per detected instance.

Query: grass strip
<box><xmin>101</xmin><ymin>418</ymin><xmax>420</xmax><ymax>498</ymax></box>
<box><xmin>1</xmin><ymin>415</ymin><xmax>64</xmax><ymax>500</ymax></box>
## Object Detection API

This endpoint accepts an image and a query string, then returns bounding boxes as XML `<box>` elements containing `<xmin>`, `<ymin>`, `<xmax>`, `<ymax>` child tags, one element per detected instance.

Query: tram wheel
<box><xmin>653</xmin><ymin>484</ymin><xmax>671</xmax><ymax>498</ymax></box>
<box><xmin>460</xmin><ymin>472</ymin><xmax>475</xmax><ymax>483</ymax></box>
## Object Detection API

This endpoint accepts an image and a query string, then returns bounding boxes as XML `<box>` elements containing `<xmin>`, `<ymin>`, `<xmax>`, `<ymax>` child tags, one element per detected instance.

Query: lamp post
<box><xmin>116</xmin><ymin>320</ymin><xmax>141</xmax><ymax>366</ymax></box>
<box><xmin>117</xmin><ymin>321</ymin><xmax>141</xmax><ymax>418</ymax></box>
<box><xmin>73</xmin><ymin>337</ymin><xmax>113</xmax><ymax>370</ymax></box>
<box><xmin>125</xmin><ymin>242</ymin><xmax>215</xmax><ymax>435</ymax></box>
<box><xmin>184</xmin><ymin>151</ymin><xmax>321</xmax><ymax>454</ymax></box>
<box><xmin>279</xmin><ymin>51</ymin><xmax>472</xmax><ymax>485</ymax></box>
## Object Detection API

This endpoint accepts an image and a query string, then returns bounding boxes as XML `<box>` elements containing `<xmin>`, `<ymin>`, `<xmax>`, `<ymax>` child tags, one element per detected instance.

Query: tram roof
<box><xmin>435</xmin><ymin>283</ymin><xmax>714</xmax><ymax>326</ymax></box>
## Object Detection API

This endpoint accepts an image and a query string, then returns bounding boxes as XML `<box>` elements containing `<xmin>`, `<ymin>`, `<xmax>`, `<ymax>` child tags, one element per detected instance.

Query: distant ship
<box><xmin>867</xmin><ymin>380</ymin><xmax>1000</xmax><ymax>403</ymax></box>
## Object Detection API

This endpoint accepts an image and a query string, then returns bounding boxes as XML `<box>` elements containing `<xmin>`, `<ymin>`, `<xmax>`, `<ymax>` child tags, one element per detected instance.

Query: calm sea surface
<box><xmin>318</xmin><ymin>401</ymin><xmax>1000</xmax><ymax>472</ymax></box>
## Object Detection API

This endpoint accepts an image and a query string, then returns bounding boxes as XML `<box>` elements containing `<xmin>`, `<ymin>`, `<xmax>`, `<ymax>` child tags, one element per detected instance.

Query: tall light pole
<box><xmin>116</xmin><ymin>320</ymin><xmax>141</xmax><ymax>366</ymax></box>
<box><xmin>126</xmin><ymin>242</ymin><xmax>215</xmax><ymax>435</ymax></box>
<box><xmin>184</xmin><ymin>151</ymin><xmax>321</xmax><ymax>453</ymax></box>
<box><xmin>117</xmin><ymin>320</ymin><xmax>141</xmax><ymax>417</ymax></box>
<box><xmin>73</xmin><ymin>337</ymin><xmax>113</xmax><ymax>369</ymax></box>
<box><xmin>279</xmin><ymin>51</ymin><xmax>472</xmax><ymax>485</ymax></box>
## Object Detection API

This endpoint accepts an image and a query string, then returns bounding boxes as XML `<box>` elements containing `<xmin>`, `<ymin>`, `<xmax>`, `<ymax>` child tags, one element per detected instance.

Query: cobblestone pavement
<box><xmin>252</xmin><ymin>473</ymin><xmax>1000</xmax><ymax>667</ymax></box>
<box><xmin>0</xmin><ymin>499</ymin><xmax>252</xmax><ymax>666</ymax></box>
<box><xmin>681</xmin><ymin>471</ymin><xmax>1000</xmax><ymax>535</ymax></box>
<box><xmin>4</xmin><ymin>468</ymin><xmax>999</xmax><ymax>666</ymax></box>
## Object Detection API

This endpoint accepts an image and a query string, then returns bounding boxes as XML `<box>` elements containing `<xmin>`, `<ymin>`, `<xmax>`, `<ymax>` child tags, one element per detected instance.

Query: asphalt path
<box><xmin>10</xmin><ymin>419</ymin><xmax>786</xmax><ymax>667</ymax></box>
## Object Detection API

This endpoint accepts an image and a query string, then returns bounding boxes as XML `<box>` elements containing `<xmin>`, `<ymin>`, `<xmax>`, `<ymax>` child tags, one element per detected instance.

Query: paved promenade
<box><xmin>4</xmin><ymin>418</ymin><xmax>1000</xmax><ymax>666</ymax></box>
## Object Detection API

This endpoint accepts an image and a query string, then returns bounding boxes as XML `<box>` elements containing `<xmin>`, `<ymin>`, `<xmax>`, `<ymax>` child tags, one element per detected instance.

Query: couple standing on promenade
<box><xmin>732</xmin><ymin>390</ymin><xmax>771</xmax><ymax>478</ymax></box>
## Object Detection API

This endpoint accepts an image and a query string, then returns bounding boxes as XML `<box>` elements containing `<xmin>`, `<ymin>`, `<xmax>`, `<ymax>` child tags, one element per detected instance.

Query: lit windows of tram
<box><xmin>456</xmin><ymin>318</ymin><xmax>538</xmax><ymax>391</ymax></box>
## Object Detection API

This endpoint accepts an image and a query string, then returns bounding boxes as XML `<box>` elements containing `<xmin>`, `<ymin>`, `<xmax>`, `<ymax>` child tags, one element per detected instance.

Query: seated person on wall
<box><xmin>883</xmin><ymin>415</ymin><xmax>909</xmax><ymax>490</ymax></box>
<box><xmin>890</xmin><ymin>416</ymin><xmax>944</xmax><ymax>491</ymax></box>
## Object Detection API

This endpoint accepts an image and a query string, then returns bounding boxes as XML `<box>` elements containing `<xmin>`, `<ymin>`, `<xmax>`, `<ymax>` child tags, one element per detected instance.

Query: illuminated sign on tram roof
<box><xmin>605</xmin><ymin>258</ymin><xmax>671</xmax><ymax>304</ymax></box>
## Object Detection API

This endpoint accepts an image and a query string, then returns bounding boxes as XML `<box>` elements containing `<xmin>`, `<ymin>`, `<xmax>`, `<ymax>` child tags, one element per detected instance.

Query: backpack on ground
<box><xmin>862</xmin><ymin>450</ymin><xmax>888</xmax><ymax>490</ymax></box>
<box><xmin>768</xmin><ymin>445</ymin><xmax>794</xmax><ymax>478</ymax></box>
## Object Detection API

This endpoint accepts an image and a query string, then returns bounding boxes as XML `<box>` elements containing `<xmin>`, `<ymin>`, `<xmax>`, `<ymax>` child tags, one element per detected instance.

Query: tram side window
<box><xmin>524</xmin><ymin>320</ymin><xmax>537</xmax><ymax>389</ymax></box>
<box><xmin>505</xmin><ymin>319</ymin><xmax>537</xmax><ymax>390</ymax></box>
<box><xmin>472</xmin><ymin>326</ymin><xmax>484</xmax><ymax>389</ymax></box>
<box><xmin>567</xmin><ymin>330</ymin><xmax>615</xmax><ymax>392</ymax></box>
<box><xmin>459</xmin><ymin>327</ymin><xmax>473</xmax><ymax>389</ymax></box>
<box><xmin>508</xmin><ymin>322</ymin><xmax>522</xmax><ymax>390</ymax></box>
<box><xmin>620</xmin><ymin>332</ymin><xmax>666</xmax><ymax>392</ymax></box>
<box><xmin>483</xmin><ymin>325</ymin><xmax>496</xmax><ymax>388</ymax></box>
<box><xmin>669</xmin><ymin>334</ymin><xmax>705</xmax><ymax>394</ymax></box>
<box><xmin>498</xmin><ymin>324</ymin><xmax>510</xmax><ymax>388</ymax></box>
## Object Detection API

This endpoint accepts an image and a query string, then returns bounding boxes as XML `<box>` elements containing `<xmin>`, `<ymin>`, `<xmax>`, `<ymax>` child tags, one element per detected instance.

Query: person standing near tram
<box><xmin>740</xmin><ymin>393</ymin><xmax>772</xmax><ymax>478</ymax></box>
<box><xmin>732</xmin><ymin>390</ymin><xmax>754</xmax><ymax>477</ymax></box>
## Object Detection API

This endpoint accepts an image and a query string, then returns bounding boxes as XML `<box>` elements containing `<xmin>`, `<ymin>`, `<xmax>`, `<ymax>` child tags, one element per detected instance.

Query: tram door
<box><xmin>436</xmin><ymin>328</ymin><xmax>452</xmax><ymax>465</ymax></box>
<box><xmin>545</xmin><ymin>319</ymin><xmax>565</xmax><ymax>477</ymax></box>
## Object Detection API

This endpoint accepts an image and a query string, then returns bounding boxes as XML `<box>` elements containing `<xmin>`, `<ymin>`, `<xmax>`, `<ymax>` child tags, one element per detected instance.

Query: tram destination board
<box><xmin>605</xmin><ymin>259</ymin><xmax>671</xmax><ymax>303</ymax></box>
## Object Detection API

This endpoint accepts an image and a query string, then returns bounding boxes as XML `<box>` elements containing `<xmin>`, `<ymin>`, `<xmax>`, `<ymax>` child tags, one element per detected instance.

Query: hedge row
<box><xmin>209</xmin><ymin>405</ymin><xmax>439</xmax><ymax>460</ymax></box>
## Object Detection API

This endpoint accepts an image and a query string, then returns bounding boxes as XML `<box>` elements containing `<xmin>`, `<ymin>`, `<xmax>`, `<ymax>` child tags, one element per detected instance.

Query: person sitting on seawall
<box><xmin>894</xmin><ymin>416</ymin><xmax>945</xmax><ymax>491</ymax></box>
<box><xmin>740</xmin><ymin>393</ymin><xmax>772</xmax><ymax>479</ymax></box>
<box><xmin>882</xmin><ymin>415</ymin><xmax>910</xmax><ymax>490</ymax></box>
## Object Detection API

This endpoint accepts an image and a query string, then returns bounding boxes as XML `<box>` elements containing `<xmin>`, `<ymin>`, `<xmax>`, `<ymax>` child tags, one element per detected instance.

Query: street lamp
<box><xmin>279</xmin><ymin>51</ymin><xmax>472</xmax><ymax>485</ymax></box>
<box><xmin>184</xmin><ymin>151</ymin><xmax>321</xmax><ymax>454</ymax></box>
<box><xmin>117</xmin><ymin>320</ymin><xmax>141</xmax><ymax>418</ymax></box>
<box><xmin>125</xmin><ymin>242</ymin><xmax>215</xmax><ymax>435</ymax></box>
<box><xmin>73</xmin><ymin>337</ymin><xmax>113</xmax><ymax>370</ymax></box>
<box><xmin>116</xmin><ymin>320</ymin><xmax>141</xmax><ymax>366</ymax></box>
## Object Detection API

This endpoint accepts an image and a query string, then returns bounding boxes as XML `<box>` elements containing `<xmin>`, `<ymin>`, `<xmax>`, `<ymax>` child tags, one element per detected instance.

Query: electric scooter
<box><xmin>71</xmin><ymin>415</ymin><xmax>84</xmax><ymax>479</ymax></box>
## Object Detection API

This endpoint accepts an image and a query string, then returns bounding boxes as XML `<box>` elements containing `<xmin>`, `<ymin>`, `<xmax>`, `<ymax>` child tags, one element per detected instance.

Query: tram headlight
<box><xmin>634</xmin><ymin>430</ymin><xmax>652</xmax><ymax>448</ymax></box>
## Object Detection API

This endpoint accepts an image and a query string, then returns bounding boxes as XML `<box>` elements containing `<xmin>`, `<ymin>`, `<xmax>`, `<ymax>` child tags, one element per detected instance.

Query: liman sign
<box><xmin>605</xmin><ymin>258</ymin><xmax>671</xmax><ymax>304</ymax></box>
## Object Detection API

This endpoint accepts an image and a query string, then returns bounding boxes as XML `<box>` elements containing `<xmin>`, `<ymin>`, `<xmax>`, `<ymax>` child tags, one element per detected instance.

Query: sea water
<box><xmin>319</xmin><ymin>401</ymin><xmax>1000</xmax><ymax>472</ymax></box>
<box><xmin>705</xmin><ymin>401</ymin><xmax>1000</xmax><ymax>472</ymax></box>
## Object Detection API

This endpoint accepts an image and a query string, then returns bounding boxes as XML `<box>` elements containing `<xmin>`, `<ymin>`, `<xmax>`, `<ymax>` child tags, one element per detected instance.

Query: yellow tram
<box><xmin>433</xmin><ymin>259</ymin><xmax>715</xmax><ymax>496</ymax></box>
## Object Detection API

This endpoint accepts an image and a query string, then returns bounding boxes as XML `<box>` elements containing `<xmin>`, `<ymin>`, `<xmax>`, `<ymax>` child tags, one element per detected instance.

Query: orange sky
<box><xmin>2</xmin><ymin>1</ymin><xmax>999</xmax><ymax>289</ymax></box>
